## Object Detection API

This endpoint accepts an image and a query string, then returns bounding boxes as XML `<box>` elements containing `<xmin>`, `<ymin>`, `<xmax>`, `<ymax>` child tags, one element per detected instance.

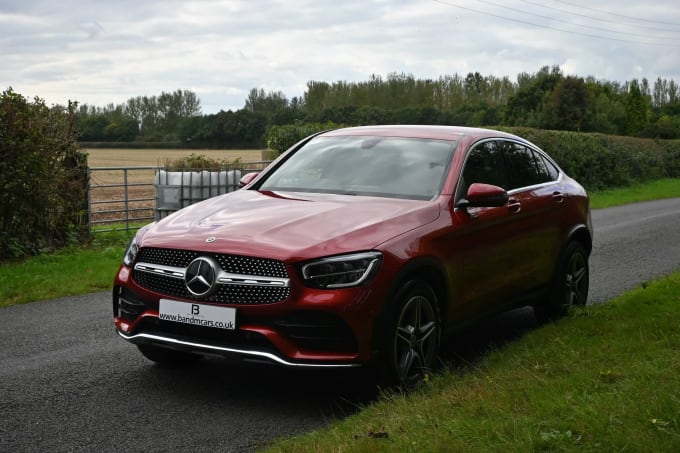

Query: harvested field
<box><xmin>85</xmin><ymin>148</ymin><xmax>266</xmax><ymax>167</ymax></box>
<box><xmin>86</xmin><ymin>149</ymin><xmax>268</xmax><ymax>230</ymax></box>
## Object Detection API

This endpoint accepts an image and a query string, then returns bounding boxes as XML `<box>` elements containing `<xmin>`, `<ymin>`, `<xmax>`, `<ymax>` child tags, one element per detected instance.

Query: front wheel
<box><xmin>379</xmin><ymin>280</ymin><xmax>441</xmax><ymax>388</ymax></box>
<box><xmin>536</xmin><ymin>241</ymin><xmax>589</xmax><ymax>322</ymax></box>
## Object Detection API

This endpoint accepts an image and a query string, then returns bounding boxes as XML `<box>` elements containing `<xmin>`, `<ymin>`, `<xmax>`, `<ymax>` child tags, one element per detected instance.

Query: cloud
<box><xmin>1</xmin><ymin>0</ymin><xmax>679</xmax><ymax>113</ymax></box>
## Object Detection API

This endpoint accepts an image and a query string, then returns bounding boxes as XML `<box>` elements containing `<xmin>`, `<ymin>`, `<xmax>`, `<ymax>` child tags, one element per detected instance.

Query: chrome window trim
<box><xmin>457</xmin><ymin>137</ymin><xmax>565</xmax><ymax>201</ymax></box>
<box><xmin>506</xmin><ymin>172</ymin><xmax>564</xmax><ymax>195</ymax></box>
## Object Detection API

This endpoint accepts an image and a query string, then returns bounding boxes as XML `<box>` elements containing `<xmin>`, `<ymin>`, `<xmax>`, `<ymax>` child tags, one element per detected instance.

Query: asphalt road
<box><xmin>1</xmin><ymin>198</ymin><xmax>679</xmax><ymax>453</ymax></box>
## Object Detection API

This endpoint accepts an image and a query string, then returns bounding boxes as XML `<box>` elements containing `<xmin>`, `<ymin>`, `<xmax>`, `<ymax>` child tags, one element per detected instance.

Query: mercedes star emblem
<box><xmin>185</xmin><ymin>257</ymin><xmax>218</xmax><ymax>297</ymax></box>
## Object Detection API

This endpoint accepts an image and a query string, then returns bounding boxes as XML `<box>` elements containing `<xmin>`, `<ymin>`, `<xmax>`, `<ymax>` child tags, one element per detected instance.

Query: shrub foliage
<box><xmin>265</xmin><ymin>122</ymin><xmax>340</xmax><ymax>154</ymax></box>
<box><xmin>0</xmin><ymin>88</ymin><xmax>89</xmax><ymax>259</ymax></box>
<box><xmin>497</xmin><ymin>127</ymin><xmax>679</xmax><ymax>190</ymax></box>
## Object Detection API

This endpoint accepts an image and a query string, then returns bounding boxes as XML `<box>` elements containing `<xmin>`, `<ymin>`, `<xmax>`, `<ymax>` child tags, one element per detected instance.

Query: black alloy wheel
<box><xmin>537</xmin><ymin>241</ymin><xmax>589</xmax><ymax>322</ymax></box>
<box><xmin>382</xmin><ymin>280</ymin><xmax>441</xmax><ymax>388</ymax></box>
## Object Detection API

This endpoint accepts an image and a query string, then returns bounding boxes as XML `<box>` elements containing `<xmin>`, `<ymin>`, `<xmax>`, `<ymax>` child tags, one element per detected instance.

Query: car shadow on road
<box><xmin>440</xmin><ymin>306</ymin><xmax>538</xmax><ymax>367</ymax></box>
<box><xmin>129</xmin><ymin>306</ymin><xmax>540</xmax><ymax>422</ymax></box>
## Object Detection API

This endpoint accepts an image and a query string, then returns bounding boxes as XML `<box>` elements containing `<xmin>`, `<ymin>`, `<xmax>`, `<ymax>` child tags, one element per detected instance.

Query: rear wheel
<box><xmin>379</xmin><ymin>280</ymin><xmax>441</xmax><ymax>388</ymax></box>
<box><xmin>137</xmin><ymin>344</ymin><xmax>201</xmax><ymax>367</ymax></box>
<box><xmin>536</xmin><ymin>241</ymin><xmax>589</xmax><ymax>322</ymax></box>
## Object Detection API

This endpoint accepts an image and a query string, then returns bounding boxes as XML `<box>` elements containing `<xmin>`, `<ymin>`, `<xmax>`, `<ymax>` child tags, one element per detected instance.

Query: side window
<box><xmin>461</xmin><ymin>140</ymin><xmax>508</xmax><ymax>193</ymax></box>
<box><xmin>537</xmin><ymin>153</ymin><xmax>560</xmax><ymax>181</ymax></box>
<box><xmin>503</xmin><ymin>142</ymin><xmax>553</xmax><ymax>189</ymax></box>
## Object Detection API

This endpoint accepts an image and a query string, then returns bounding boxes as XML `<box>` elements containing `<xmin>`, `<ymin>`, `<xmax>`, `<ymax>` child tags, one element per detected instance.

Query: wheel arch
<box><xmin>372</xmin><ymin>257</ymin><xmax>450</xmax><ymax>352</ymax></box>
<box><xmin>566</xmin><ymin>224</ymin><xmax>593</xmax><ymax>255</ymax></box>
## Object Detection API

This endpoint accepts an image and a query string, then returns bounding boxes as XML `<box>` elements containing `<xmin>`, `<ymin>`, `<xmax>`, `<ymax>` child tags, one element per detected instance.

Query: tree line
<box><xmin>74</xmin><ymin>65</ymin><xmax>680</xmax><ymax>148</ymax></box>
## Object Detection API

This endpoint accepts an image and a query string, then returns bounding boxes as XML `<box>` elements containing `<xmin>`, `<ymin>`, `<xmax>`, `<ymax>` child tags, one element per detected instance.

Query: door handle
<box><xmin>508</xmin><ymin>199</ymin><xmax>521</xmax><ymax>213</ymax></box>
<box><xmin>552</xmin><ymin>192</ymin><xmax>565</xmax><ymax>203</ymax></box>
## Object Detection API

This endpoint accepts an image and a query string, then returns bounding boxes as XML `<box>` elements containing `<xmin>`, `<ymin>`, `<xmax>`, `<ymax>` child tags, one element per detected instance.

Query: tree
<box><xmin>624</xmin><ymin>79</ymin><xmax>651</xmax><ymax>135</ymax></box>
<box><xmin>245</xmin><ymin>88</ymin><xmax>288</xmax><ymax>115</ymax></box>
<box><xmin>545</xmin><ymin>76</ymin><xmax>591</xmax><ymax>131</ymax></box>
<box><xmin>504</xmin><ymin>66</ymin><xmax>563</xmax><ymax>127</ymax></box>
<box><xmin>123</xmin><ymin>90</ymin><xmax>201</xmax><ymax>140</ymax></box>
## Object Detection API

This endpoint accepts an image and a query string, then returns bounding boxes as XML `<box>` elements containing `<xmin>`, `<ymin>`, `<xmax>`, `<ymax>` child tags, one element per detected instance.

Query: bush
<box><xmin>264</xmin><ymin>122</ymin><xmax>341</xmax><ymax>154</ymax></box>
<box><xmin>0</xmin><ymin>88</ymin><xmax>89</xmax><ymax>259</ymax></box>
<box><xmin>496</xmin><ymin>127</ymin><xmax>677</xmax><ymax>190</ymax></box>
<box><xmin>161</xmin><ymin>153</ymin><xmax>242</xmax><ymax>171</ymax></box>
<box><xmin>656</xmin><ymin>139</ymin><xmax>680</xmax><ymax>178</ymax></box>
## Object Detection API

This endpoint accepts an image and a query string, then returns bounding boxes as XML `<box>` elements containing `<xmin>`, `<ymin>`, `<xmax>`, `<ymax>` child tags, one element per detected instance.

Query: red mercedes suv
<box><xmin>113</xmin><ymin>125</ymin><xmax>592</xmax><ymax>386</ymax></box>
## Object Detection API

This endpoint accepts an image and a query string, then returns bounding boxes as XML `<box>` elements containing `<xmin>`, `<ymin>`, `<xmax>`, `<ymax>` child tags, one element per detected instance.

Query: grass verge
<box><xmin>266</xmin><ymin>270</ymin><xmax>680</xmax><ymax>452</ymax></box>
<box><xmin>589</xmin><ymin>177</ymin><xmax>680</xmax><ymax>209</ymax></box>
<box><xmin>0</xmin><ymin>229</ymin><xmax>131</xmax><ymax>308</ymax></box>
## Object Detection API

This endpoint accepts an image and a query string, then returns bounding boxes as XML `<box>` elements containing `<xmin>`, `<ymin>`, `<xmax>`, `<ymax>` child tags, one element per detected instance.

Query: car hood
<box><xmin>139</xmin><ymin>190</ymin><xmax>441</xmax><ymax>261</ymax></box>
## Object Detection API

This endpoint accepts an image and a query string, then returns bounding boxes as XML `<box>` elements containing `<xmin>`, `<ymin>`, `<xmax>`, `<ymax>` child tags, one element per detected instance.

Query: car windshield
<box><xmin>259</xmin><ymin>136</ymin><xmax>457</xmax><ymax>200</ymax></box>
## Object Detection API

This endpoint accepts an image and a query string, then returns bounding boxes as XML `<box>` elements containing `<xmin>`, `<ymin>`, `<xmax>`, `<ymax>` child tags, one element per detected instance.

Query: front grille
<box><xmin>137</xmin><ymin>248</ymin><xmax>198</xmax><ymax>268</ymax></box>
<box><xmin>133</xmin><ymin>247</ymin><xmax>291</xmax><ymax>305</ymax></box>
<box><xmin>137</xmin><ymin>247</ymin><xmax>288</xmax><ymax>278</ymax></box>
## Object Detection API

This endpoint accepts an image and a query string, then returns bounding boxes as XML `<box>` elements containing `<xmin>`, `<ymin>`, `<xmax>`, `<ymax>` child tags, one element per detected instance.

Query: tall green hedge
<box><xmin>0</xmin><ymin>89</ymin><xmax>89</xmax><ymax>259</ymax></box>
<box><xmin>498</xmin><ymin>127</ymin><xmax>679</xmax><ymax>190</ymax></box>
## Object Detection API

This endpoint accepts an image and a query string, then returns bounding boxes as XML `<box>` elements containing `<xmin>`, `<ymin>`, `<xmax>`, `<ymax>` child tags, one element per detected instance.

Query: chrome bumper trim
<box><xmin>117</xmin><ymin>330</ymin><xmax>359</xmax><ymax>368</ymax></box>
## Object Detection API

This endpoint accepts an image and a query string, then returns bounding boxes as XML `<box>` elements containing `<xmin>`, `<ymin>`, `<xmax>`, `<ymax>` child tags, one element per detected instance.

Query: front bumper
<box><xmin>117</xmin><ymin>329</ymin><xmax>360</xmax><ymax>368</ymax></box>
<box><xmin>113</xmin><ymin>259</ymin><xmax>384</xmax><ymax>367</ymax></box>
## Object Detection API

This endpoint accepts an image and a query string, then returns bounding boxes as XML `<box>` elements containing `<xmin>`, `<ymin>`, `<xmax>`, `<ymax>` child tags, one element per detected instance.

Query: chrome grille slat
<box><xmin>133</xmin><ymin>248</ymin><xmax>291</xmax><ymax>305</ymax></box>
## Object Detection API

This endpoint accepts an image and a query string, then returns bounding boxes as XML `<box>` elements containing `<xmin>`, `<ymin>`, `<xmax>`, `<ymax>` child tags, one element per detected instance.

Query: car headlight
<box><xmin>301</xmin><ymin>251</ymin><xmax>382</xmax><ymax>289</ymax></box>
<box><xmin>122</xmin><ymin>236</ymin><xmax>139</xmax><ymax>267</ymax></box>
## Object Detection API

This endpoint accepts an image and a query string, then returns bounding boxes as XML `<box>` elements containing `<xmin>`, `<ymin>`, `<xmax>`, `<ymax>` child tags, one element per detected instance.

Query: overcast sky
<box><xmin>2</xmin><ymin>0</ymin><xmax>679</xmax><ymax>114</ymax></box>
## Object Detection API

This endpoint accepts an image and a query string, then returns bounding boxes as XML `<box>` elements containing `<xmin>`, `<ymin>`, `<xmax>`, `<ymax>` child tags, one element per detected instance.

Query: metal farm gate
<box><xmin>88</xmin><ymin>161</ymin><xmax>271</xmax><ymax>234</ymax></box>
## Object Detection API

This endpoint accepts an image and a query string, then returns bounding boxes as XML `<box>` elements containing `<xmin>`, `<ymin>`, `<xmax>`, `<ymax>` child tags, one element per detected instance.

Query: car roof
<box><xmin>320</xmin><ymin>125</ymin><xmax>520</xmax><ymax>142</ymax></box>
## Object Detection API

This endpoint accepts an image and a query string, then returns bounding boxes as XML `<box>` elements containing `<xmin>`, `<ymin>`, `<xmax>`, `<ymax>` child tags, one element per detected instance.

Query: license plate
<box><xmin>159</xmin><ymin>299</ymin><xmax>236</xmax><ymax>330</ymax></box>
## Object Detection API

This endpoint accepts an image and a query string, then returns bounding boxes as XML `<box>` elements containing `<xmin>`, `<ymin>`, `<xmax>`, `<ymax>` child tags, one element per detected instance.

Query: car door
<box><xmin>500</xmin><ymin>140</ymin><xmax>564</xmax><ymax>292</ymax></box>
<box><xmin>442</xmin><ymin>139</ymin><xmax>530</xmax><ymax>320</ymax></box>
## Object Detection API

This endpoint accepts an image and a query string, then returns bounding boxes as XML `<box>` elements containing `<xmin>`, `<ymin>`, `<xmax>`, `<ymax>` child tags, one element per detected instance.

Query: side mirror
<box><xmin>239</xmin><ymin>172</ymin><xmax>260</xmax><ymax>188</ymax></box>
<box><xmin>457</xmin><ymin>183</ymin><xmax>509</xmax><ymax>209</ymax></box>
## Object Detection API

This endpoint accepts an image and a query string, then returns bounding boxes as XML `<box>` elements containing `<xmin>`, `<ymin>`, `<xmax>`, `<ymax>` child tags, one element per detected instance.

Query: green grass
<box><xmin>589</xmin><ymin>177</ymin><xmax>680</xmax><ymax>209</ymax></box>
<box><xmin>0</xmin><ymin>229</ymin><xmax>131</xmax><ymax>308</ymax></box>
<box><xmin>266</xmin><ymin>271</ymin><xmax>680</xmax><ymax>452</ymax></box>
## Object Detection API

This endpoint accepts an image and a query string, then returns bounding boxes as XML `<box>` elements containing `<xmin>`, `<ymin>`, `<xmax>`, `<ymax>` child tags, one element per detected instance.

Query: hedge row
<box><xmin>498</xmin><ymin>127</ymin><xmax>680</xmax><ymax>190</ymax></box>
<box><xmin>267</xmin><ymin>124</ymin><xmax>680</xmax><ymax>191</ymax></box>
<box><xmin>1</xmin><ymin>89</ymin><xmax>89</xmax><ymax>260</ymax></box>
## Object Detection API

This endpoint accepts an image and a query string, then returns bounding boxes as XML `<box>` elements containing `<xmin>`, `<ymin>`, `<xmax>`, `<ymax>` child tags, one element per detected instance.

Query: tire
<box><xmin>536</xmin><ymin>241</ymin><xmax>589</xmax><ymax>322</ymax></box>
<box><xmin>379</xmin><ymin>280</ymin><xmax>441</xmax><ymax>388</ymax></box>
<box><xmin>137</xmin><ymin>344</ymin><xmax>201</xmax><ymax>367</ymax></box>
